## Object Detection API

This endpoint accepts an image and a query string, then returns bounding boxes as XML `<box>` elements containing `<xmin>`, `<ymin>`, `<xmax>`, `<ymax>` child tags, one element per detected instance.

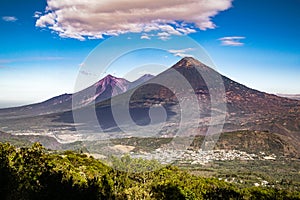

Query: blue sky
<box><xmin>0</xmin><ymin>0</ymin><xmax>299</xmax><ymax>108</ymax></box>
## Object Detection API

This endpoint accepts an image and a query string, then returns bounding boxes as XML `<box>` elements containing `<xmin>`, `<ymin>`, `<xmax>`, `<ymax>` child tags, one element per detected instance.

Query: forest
<box><xmin>1</xmin><ymin>142</ymin><xmax>300</xmax><ymax>200</ymax></box>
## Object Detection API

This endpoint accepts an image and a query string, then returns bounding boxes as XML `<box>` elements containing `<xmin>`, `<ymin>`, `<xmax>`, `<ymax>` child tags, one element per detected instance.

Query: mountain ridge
<box><xmin>0</xmin><ymin>57</ymin><xmax>299</xmax><ymax>156</ymax></box>
<box><xmin>0</xmin><ymin>74</ymin><xmax>154</xmax><ymax>118</ymax></box>
<box><xmin>90</xmin><ymin>57</ymin><xmax>300</xmax><ymax>153</ymax></box>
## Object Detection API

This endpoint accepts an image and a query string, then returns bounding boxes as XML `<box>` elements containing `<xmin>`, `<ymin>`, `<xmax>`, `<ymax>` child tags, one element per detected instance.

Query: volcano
<box><xmin>0</xmin><ymin>57</ymin><xmax>299</xmax><ymax>156</ymax></box>
<box><xmin>0</xmin><ymin>74</ymin><xmax>153</xmax><ymax>118</ymax></box>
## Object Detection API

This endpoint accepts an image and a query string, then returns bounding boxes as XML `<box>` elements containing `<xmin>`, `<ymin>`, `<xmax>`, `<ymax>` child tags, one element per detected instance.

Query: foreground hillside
<box><xmin>1</xmin><ymin>142</ymin><xmax>300</xmax><ymax>200</ymax></box>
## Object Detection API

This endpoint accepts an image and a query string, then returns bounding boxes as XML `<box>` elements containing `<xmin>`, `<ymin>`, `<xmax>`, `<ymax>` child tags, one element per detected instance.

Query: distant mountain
<box><xmin>88</xmin><ymin>57</ymin><xmax>300</xmax><ymax>154</ymax></box>
<box><xmin>277</xmin><ymin>94</ymin><xmax>300</xmax><ymax>100</ymax></box>
<box><xmin>129</xmin><ymin>74</ymin><xmax>155</xmax><ymax>89</ymax></box>
<box><xmin>0</xmin><ymin>74</ymin><xmax>152</xmax><ymax>118</ymax></box>
<box><xmin>113</xmin><ymin>57</ymin><xmax>300</xmax><ymax>118</ymax></box>
<box><xmin>1</xmin><ymin>57</ymin><xmax>300</xmax><ymax>156</ymax></box>
<box><xmin>0</xmin><ymin>93</ymin><xmax>73</xmax><ymax>118</ymax></box>
<box><xmin>72</xmin><ymin>74</ymin><xmax>131</xmax><ymax>108</ymax></box>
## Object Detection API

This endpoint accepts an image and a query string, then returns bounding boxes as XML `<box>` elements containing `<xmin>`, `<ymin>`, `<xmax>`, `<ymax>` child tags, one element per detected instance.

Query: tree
<box><xmin>0</xmin><ymin>143</ymin><xmax>16</xmax><ymax>199</ymax></box>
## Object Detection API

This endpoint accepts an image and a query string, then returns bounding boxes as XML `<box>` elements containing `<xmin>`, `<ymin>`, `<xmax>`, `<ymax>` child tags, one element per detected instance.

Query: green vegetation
<box><xmin>111</xmin><ymin>137</ymin><xmax>172</xmax><ymax>152</ymax></box>
<box><xmin>193</xmin><ymin>130</ymin><xmax>299</xmax><ymax>157</ymax></box>
<box><xmin>1</xmin><ymin>142</ymin><xmax>300</xmax><ymax>199</ymax></box>
<box><xmin>184</xmin><ymin>159</ymin><xmax>300</xmax><ymax>190</ymax></box>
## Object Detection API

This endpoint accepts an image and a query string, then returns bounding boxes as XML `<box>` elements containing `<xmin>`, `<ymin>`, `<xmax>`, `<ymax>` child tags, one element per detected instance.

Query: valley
<box><xmin>1</xmin><ymin>57</ymin><xmax>300</xmax><ymax>196</ymax></box>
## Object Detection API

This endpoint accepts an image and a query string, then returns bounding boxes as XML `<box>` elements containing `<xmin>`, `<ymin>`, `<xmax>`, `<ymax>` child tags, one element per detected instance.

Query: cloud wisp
<box><xmin>168</xmin><ymin>48</ymin><xmax>196</xmax><ymax>58</ymax></box>
<box><xmin>33</xmin><ymin>11</ymin><xmax>42</xmax><ymax>18</ymax></box>
<box><xmin>0</xmin><ymin>57</ymin><xmax>66</xmax><ymax>65</ymax></box>
<box><xmin>219</xmin><ymin>36</ymin><xmax>245</xmax><ymax>46</ymax></box>
<box><xmin>0</xmin><ymin>59</ymin><xmax>12</xmax><ymax>64</ymax></box>
<box><xmin>35</xmin><ymin>0</ymin><xmax>233</xmax><ymax>40</ymax></box>
<box><xmin>2</xmin><ymin>16</ymin><xmax>18</xmax><ymax>22</ymax></box>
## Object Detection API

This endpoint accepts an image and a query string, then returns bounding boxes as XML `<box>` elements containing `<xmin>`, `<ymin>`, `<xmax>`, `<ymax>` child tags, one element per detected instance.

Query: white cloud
<box><xmin>168</xmin><ymin>48</ymin><xmax>195</xmax><ymax>57</ymax></box>
<box><xmin>2</xmin><ymin>16</ymin><xmax>18</xmax><ymax>22</ymax></box>
<box><xmin>137</xmin><ymin>70</ymin><xmax>154</xmax><ymax>75</ymax></box>
<box><xmin>79</xmin><ymin>70</ymin><xmax>97</xmax><ymax>76</ymax></box>
<box><xmin>157</xmin><ymin>32</ymin><xmax>171</xmax><ymax>40</ymax></box>
<box><xmin>219</xmin><ymin>36</ymin><xmax>246</xmax><ymax>46</ymax></box>
<box><xmin>33</xmin><ymin>11</ymin><xmax>42</xmax><ymax>18</ymax></box>
<box><xmin>36</xmin><ymin>0</ymin><xmax>233</xmax><ymax>40</ymax></box>
<box><xmin>141</xmin><ymin>34</ymin><xmax>151</xmax><ymax>40</ymax></box>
